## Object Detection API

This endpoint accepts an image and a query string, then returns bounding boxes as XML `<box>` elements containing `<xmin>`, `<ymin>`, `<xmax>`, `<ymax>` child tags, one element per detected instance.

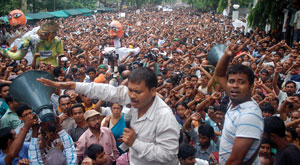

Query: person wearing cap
<box><xmin>37</xmin><ymin>67</ymin><xmax>180</xmax><ymax>165</ymax></box>
<box><xmin>75</xmin><ymin>110</ymin><xmax>119</xmax><ymax>164</ymax></box>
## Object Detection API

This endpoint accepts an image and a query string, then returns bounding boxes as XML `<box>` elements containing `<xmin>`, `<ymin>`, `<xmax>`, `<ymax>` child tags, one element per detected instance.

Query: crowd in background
<box><xmin>0</xmin><ymin>6</ymin><xmax>300</xmax><ymax>165</ymax></box>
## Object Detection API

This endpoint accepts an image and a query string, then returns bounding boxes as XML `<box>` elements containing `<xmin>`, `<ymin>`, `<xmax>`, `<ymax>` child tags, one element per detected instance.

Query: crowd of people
<box><xmin>0</xmin><ymin>6</ymin><xmax>300</xmax><ymax>165</ymax></box>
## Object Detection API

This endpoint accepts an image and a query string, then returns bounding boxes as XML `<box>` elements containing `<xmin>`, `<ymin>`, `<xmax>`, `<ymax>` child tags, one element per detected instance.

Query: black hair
<box><xmin>286</xmin><ymin>127</ymin><xmax>298</xmax><ymax>140</ymax></box>
<box><xmin>190</xmin><ymin>74</ymin><xmax>198</xmax><ymax>80</ymax></box>
<box><xmin>0</xmin><ymin>83</ymin><xmax>9</xmax><ymax>93</ymax></box>
<box><xmin>128</xmin><ymin>67</ymin><xmax>157</xmax><ymax>89</ymax></box>
<box><xmin>86</xmin><ymin>144</ymin><xmax>104</xmax><ymax>160</ymax></box>
<box><xmin>285</xmin><ymin>80</ymin><xmax>296</xmax><ymax>88</ymax></box>
<box><xmin>261</xmin><ymin>103</ymin><xmax>275</xmax><ymax>115</ymax></box>
<box><xmin>264</xmin><ymin>116</ymin><xmax>285</xmax><ymax>137</ymax></box>
<box><xmin>4</xmin><ymin>94</ymin><xmax>14</xmax><ymax>104</ymax></box>
<box><xmin>261</xmin><ymin>137</ymin><xmax>271</xmax><ymax>145</ymax></box>
<box><xmin>110</xmin><ymin>103</ymin><xmax>123</xmax><ymax>109</ymax></box>
<box><xmin>198</xmin><ymin>124</ymin><xmax>215</xmax><ymax>138</ymax></box>
<box><xmin>58</xmin><ymin>94</ymin><xmax>71</xmax><ymax>104</ymax></box>
<box><xmin>63</xmin><ymin>75</ymin><xmax>74</xmax><ymax>81</ymax></box>
<box><xmin>178</xmin><ymin>143</ymin><xmax>196</xmax><ymax>160</ymax></box>
<box><xmin>183</xmin><ymin>64</ymin><xmax>192</xmax><ymax>69</ymax></box>
<box><xmin>86</xmin><ymin>67</ymin><xmax>96</xmax><ymax>74</ymax></box>
<box><xmin>53</xmin><ymin>66</ymin><xmax>63</xmax><ymax>77</ymax></box>
<box><xmin>260</xmin><ymin>69</ymin><xmax>269</xmax><ymax>75</ymax></box>
<box><xmin>15</xmin><ymin>104</ymin><xmax>31</xmax><ymax>117</ymax></box>
<box><xmin>71</xmin><ymin>103</ymin><xmax>85</xmax><ymax>114</ymax></box>
<box><xmin>0</xmin><ymin>127</ymin><xmax>13</xmax><ymax>150</ymax></box>
<box><xmin>227</xmin><ymin>64</ymin><xmax>255</xmax><ymax>85</ymax></box>
<box><xmin>175</xmin><ymin>102</ymin><xmax>188</xmax><ymax>110</ymax></box>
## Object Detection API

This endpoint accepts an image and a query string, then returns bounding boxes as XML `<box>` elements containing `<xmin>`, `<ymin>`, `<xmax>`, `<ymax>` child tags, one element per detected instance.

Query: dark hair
<box><xmin>4</xmin><ymin>94</ymin><xmax>14</xmax><ymax>104</ymax></box>
<box><xmin>71</xmin><ymin>103</ymin><xmax>85</xmax><ymax>114</ymax></box>
<box><xmin>261</xmin><ymin>103</ymin><xmax>275</xmax><ymax>115</ymax></box>
<box><xmin>58</xmin><ymin>95</ymin><xmax>71</xmax><ymax>104</ymax></box>
<box><xmin>0</xmin><ymin>127</ymin><xmax>13</xmax><ymax>150</ymax></box>
<box><xmin>285</xmin><ymin>80</ymin><xmax>296</xmax><ymax>88</ymax></box>
<box><xmin>175</xmin><ymin>102</ymin><xmax>188</xmax><ymax>110</ymax></box>
<box><xmin>264</xmin><ymin>116</ymin><xmax>285</xmax><ymax>137</ymax></box>
<box><xmin>53</xmin><ymin>66</ymin><xmax>63</xmax><ymax>77</ymax></box>
<box><xmin>198</xmin><ymin>124</ymin><xmax>215</xmax><ymax>138</ymax></box>
<box><xmin>227</xmin><ymin>64</ymin><xmax>255</xmax><ymax>85</ymax></box>
<box><xmin>0</xmin><ymin>83</ymin><xmax>9</xmax><ymax>93</ymax></box>
<box><xmin>260</xmin><ymin>69</ymin><xmax>269</xmax><ymax>75</ymax></box>
<box><xmin>86</xmin><ymin>67</ymin><xmax>96</xmax><ymax>74</ymax></box>
<box><xmin>261</xmin><ymin>137</ymin><xmax>271</xmax><ymax>145</ymax></box>
<box><xmin>190</xmin><ymin>74</ymin><xmax>198</xmax><ymax>80</ymax></box>
<box><xmin>86</xmin><ymin>144</ymin><xmax>104</xmax><ymax>160</ymax></box>
<box><xmin>15</xmin><ymin>104</ymin><xmax>31</xmax><ymax>117</ymax></box>
<box><xmin>128</xmin><ymin>67</ymin><xmax>157</xmax><ymax>89</ymax></box>
<box><xmin>63</xmin><ymin>75</ymin><xmax>73</xmax><ymax>81</ymax></box>
<box><xmin>178</xmin><ymin>144</ymin><xmax>196</xmax><ymax>160</ymax></box>
<box><xmin>286</xmin><ymin>127</ymin><xmax>298</xmax><ymax>140</ymax></box>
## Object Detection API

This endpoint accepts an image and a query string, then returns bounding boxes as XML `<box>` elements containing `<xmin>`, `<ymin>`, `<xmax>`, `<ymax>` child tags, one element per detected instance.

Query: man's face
<box><xmin>128</xmin><ymin>81</ymin><xmax>156</xmax><ymax>111</ymax></box>
<box><xmin>285</xmin><ymin>83</ymin><xmax>296</xmax><ymax>96</ymax></box>
<box><xmin>95</xmin><ymin>152</ymin><xmax>108</xmax><ymax>165</ymax></box>
<box><xmin>215</xmin><ymin>111</ymin><xmax>225</xmax><ymax>123</ymax></box>
<box><xmin>291</xmin><ymin>111</ymin><xmax>300</xmax><ymax>122</ymax></box>
<box><xmin>59</xmin><ymin>97</ymin><xmax>72</xmax><ymax>114</ymax></box>
<box><xmin>262</xmin><ymin>111</ymin><xmax>273</xmax><ymax>118</ymax></box>
<box><xmin>190</xmin><ymin>77</ymin><xmax>198</xmax><ymax>87</ymax></box>
<box><xmin>20</xmin><ymin>109</ymin><xmax>32</xmax><ymax>121</ymax></box>
<box><xmin>259</xmin><ymin>143</ymin><xmax>271</xmax><ymax>156</ymax></box>
<box><xmin>0</xmin><ymin>86</ymin><xmax>9</xmax><ymax>98</ymax></box>
<box><xmin>71</xmin><ymin>107</ymin><xmax>84</xmax><ymax>123</ymax></box>
<box><xmin>157</xmin><ymin>76</ymin><xmax>163</xmax><ymax>86</ymax></box>
<box><xmin>88</xmin><ymin>71</ymin><xmax>96</xmax><ymax>81</ymax></box>
<box><xmin>87</xmin><ymin>115</ymin><xmax>101</xmax><ymax>130</ymax></box>
<box><xmin>198</xmin><ymin>134</ymin><xmax>211</xmax><ymax>148</ymax></box>
<box><xmin>260</xmin><ymin>72</ymin><xmax>268</xmax><ymax>81</ymax></box>
<box><xmin>180</xmin><ymin>155</ymin><xmax>196</xmax><ymax>165</ymax></box>
<box><xmin>226</xmin><ymin>73</ymin><xmax>252</xmax><ymax>105</ymax></box>
<box><xmin>283</xmin><ymin>60</ymin><xmax>292</xmax><ymax>70</ymax></box>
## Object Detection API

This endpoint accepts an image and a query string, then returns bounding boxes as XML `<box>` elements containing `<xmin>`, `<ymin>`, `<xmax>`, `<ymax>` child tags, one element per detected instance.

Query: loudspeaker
<box><xmin>9</xmin><ymin>70</ymin><xmax>55</xmax><ymax>122</ymax></box>
<box><xmin>207</xmin><ymin>44</ymin><xmax>226</xmax><ymax>66</ymax></box>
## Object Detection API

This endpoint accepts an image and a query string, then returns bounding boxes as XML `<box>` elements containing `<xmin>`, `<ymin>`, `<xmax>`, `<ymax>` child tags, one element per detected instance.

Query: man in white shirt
<box><xmin>37</xmin><ymin>67</ymin><xmax>180</xmax><ymax>165</ymax></box>
<box><xmin>215</xmin><ymin>43</ymin><xmax>263</xmax><ymax>165</ymax></box>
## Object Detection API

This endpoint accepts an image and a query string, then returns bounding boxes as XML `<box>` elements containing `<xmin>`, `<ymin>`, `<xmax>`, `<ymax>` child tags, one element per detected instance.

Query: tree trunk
<box><xmin>32</xmin><ymin>0</ymin><xmax>36</xmax><ymax>13</ymax></box>
<box><xmin>120</xmin><ymin>0</ymin><xmax>125</xmax><ymax>11</ymax></box>
<box><xmin>22</xmin><ymin>0</ymin><xmax>27</xmax><ymax>13</ymax></box>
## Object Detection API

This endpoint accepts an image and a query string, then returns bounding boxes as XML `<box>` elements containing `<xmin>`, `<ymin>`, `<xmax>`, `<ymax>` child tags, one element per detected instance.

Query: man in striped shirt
<box><xmin>215</xmin><ymin>43</ymin><xmax>263</xmax><ymax>165</ymax></box>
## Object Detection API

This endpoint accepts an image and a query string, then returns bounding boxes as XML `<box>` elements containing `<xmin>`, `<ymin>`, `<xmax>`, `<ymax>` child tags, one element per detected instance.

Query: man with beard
<box><xmin>37</xmin><ymin>67</ymin><xmax>180</xmax><ymax>165</ymax></box>
<box><xmin>264</xmin><ymin>116</ymin><xmax>300</xmax><ymax>165</ymax></box>
<box><xmin>76</xmin><ymin>110</ymin><xmax>119</xmax><ymax>164</ymax></box>
<box><xmin>58</xmin><ymin>95</ymin><xmax>74</xmax><ymax>131</ymax></box>
<box><xmin>215</xmin><ymin>43</ymin><xmax>263</xmax><ymax>165</ymax></box>
<box><xmin>69</xmin><ymin>103</ymin><xmax>88</xmax><ymax>142</ymax></box>
<box><xmin>273</xmin><ymin>63</ymin><xmax>297</xmax><ymax>106</ymax></box>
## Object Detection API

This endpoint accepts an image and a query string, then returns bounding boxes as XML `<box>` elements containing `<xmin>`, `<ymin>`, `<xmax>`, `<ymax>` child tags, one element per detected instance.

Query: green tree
<box><xmin>247</xmin><ymin>0</ymin><xmax>289</xmax><ymax>30</ymax></box>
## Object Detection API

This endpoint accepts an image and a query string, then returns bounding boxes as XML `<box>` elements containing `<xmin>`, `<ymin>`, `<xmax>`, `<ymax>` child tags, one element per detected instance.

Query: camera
<box><xmin>103</xmin><ymin>50</ymin><xmax>119</xmax><ymax>62</ymax></box>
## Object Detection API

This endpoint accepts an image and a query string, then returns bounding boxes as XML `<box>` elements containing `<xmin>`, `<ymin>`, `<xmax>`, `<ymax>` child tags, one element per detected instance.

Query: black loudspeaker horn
<box><xmin>207</xmin><ymin>44</ymin><xmax>227</xmax><ymax>66</ymax></box>
<box><xmin>9</xmin><ymin>70</ymin><xmax>55</xmax><ymax>122</ymax></box>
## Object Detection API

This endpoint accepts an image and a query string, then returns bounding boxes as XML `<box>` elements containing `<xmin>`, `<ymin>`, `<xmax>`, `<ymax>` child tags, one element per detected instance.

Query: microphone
<box><xmin>119</xmin><ymin>112</ymin><xmax>132</xmax><ymax>152</ymax></box>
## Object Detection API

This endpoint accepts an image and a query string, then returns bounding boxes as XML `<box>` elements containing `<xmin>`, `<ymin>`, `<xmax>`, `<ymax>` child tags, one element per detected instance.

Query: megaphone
<box><xmin>9</xmin><ymin>70</ymin><xmax>55</xmax><ymax>122</ymax></box>
<box><xmin>207</xmin><ymin>44</ymin><xmax>226</xmax><ymax>66</ymax></box>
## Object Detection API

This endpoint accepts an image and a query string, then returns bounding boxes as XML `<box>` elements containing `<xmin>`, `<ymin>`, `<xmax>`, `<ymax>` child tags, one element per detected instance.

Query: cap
<box><xmin>97</xmin><ymin>64</ymin><xmax>106</xmax><ymax>71</ymax></box>
<box><xmin>84</xmin><ymin>110</ymin><xmax>100</xmax><ymax>121</ymax></box>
